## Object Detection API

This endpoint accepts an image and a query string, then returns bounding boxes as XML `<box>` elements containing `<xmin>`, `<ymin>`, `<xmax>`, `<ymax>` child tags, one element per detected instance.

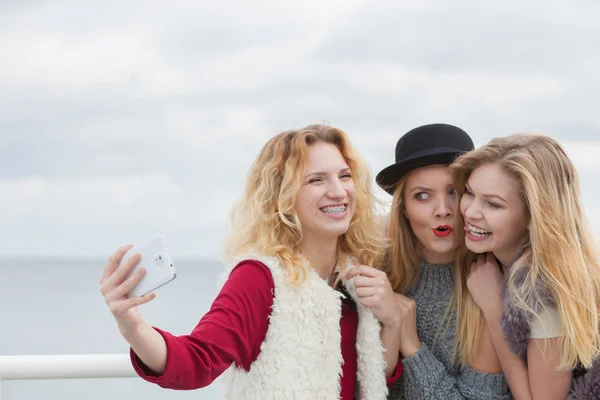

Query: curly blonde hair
<box><xmin>224</xmin><ymin>124</ymin><xmax>387</xmax><ymax>283</ymax></box>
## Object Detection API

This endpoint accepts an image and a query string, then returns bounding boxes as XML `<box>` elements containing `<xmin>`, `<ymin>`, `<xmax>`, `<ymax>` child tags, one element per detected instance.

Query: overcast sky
<box><xmin>1</xmin><ymin>0</ymin><xmax>599</xmax><ymax>259</ymax></box>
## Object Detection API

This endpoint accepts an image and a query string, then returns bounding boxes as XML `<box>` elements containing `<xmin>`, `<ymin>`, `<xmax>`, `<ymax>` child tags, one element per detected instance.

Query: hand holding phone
<box><xmin>119</xmin><ymin>233</ymin><xmax>177</xmax><ymax>298</ymax></box>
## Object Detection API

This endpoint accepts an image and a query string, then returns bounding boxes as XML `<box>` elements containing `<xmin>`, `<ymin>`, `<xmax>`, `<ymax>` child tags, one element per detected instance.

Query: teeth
<box><xmin>321</xmin><ymin>205</ymin><xmax>346</xmax><ymax>214</ymax></box>
<box><xmin>468</xmin><ymin>224</ymin><xmax>491</xmax><ymax>236</ymax></box>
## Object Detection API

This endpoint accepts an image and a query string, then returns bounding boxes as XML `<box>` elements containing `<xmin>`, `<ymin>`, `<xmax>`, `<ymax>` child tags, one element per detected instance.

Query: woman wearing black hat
<box><xmin>376</xmin><ymin>124</ymin><xmax>511</xmax><ymax>400</ymax></box>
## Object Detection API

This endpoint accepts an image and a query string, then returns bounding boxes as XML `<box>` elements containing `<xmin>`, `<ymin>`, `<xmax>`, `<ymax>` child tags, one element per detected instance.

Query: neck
<box><xmin>301</xmin><ymin>235</ymin><xmax>338</xmax><ymax>281</ymax></box>
<box><xmin>495</xmin><ymin>251</ymin><xmax>516</xmax><ymax>267</ymax></box>
<box><xmin>417</xmin><ymin>244</ymin><xmax>454</xmax><ymax>265</ymax></box>
<box><xmin>495</xmin><ymin>240</ymin><xmax>528</xmax><ymax>267</ymax></box>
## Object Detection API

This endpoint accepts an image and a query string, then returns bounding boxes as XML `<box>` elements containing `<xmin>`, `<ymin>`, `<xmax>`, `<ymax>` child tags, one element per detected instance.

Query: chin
<box><xmin>324</xmin><ymin>223</ymin><xmax>351</xmax><ymax>238</ymax></box>
<box><xmin>432</xmin><ymin>237</ymin><xmax>457</xmax><ymax>253</ymax></box>
<box><xmin>464</xmin><ymin>240</ymin><xmax>491</xmax><ymax>254</ymax></box>
<box><xmin>431</xmin><ymin>244</ymin><xmax>456</xmax><ymax>255</ymax></box>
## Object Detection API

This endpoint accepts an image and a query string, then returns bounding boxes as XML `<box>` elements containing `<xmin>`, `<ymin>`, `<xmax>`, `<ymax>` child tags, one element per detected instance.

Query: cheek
<box><xmin>345</xmin><ymin>181</ymin><xmax>356</xmax><ymax>194</ymax></box>
<box><xmin>344</xmin><ymin>182</ymin><xmax>357</xmax><ymax>202</ymax></box>
<box><xmin>294</xmin><ymin>189</ymin><xmax>314</xmax><ymax>218</ymax></box>
<box><xmin>459</xmin><ymin>196</ymin><xmax>470</xmax><ymax>216</ymax></box>
<box><xmin>447</xmin><ymin>195</ymin><xmax>457</xmax><ymax>213</ymax></box>
<box><xmin>404</xmin><ymin>201</ymin><xmax>428</xmax><ymax>228</ymax></box>
<box><xmin>504</xmin><ymin>212</ymin><xmax>529</xmax><ymax>239</ymax></box>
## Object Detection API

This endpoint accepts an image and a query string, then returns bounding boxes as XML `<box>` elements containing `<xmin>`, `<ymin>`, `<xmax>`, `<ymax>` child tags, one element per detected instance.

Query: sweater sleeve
<box><xmin>389</xmin><ymin>343</ymin><xmax>512</xmax><ymax>400</ymax></box>
<box><xmin>130</xmin><ymin>260</ymin><xmax>274</xmax><ymax>390</ymax></box>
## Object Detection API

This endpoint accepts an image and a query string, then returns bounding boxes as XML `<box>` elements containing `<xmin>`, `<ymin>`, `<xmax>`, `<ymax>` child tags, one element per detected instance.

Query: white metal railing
<box><xmin>0</xmin><ymin>354</ymin><xmax>136</xmax><ymax>400</ymax></box>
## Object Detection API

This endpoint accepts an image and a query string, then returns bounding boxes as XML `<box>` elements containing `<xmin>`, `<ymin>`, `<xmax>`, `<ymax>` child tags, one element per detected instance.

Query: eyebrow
<box><xmin>410</xmin><ymin>186</ymin><xmax>433</xmax><ymax>192</ymax></box>
<box><xmin>483</xmin><ymin>194</ymin><xmax>507</xmax><ymax>203</ymax></box>
<box><xmin>410</xmin><ymin>183</ymin><xmax>454</xmax><ymax>192</ymax></box>
<box><xmin>465</xmin><ymin>184</ymin><xmax>507</xmax><ymax>203</ymax></box>
<box><xmin>304</xmin><ymin>167</ymin><xmax>351</xmax><ymax>179</ymax></box>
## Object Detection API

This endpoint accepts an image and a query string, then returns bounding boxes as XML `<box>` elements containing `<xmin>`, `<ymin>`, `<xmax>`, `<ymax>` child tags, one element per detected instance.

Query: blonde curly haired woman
<box><xmin>99</xmin><ymin>124</ymin><xmax>403</xmax><ymax>399</ymax></box>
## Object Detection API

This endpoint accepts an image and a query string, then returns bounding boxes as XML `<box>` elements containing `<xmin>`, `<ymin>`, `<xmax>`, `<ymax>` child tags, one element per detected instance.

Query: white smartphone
<box><xmin>119</xmin><ymin>233</ymin><xmax>177</xmax><ymax>297</ymax></box>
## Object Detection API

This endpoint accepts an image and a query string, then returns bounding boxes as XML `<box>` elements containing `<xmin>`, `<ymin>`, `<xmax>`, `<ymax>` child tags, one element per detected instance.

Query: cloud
<box><xmin>1</xmin><ymin>0</ymin><xmax>599</xmax><ymax>257</ymax></box>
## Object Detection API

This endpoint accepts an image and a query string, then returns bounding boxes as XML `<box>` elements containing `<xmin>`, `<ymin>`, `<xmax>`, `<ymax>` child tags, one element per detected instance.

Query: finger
<box><xmin>356</xmin><ymin>295</ymin><xmax>378</xmax><ymax>309</ymax></box>
<box><xmin>485</xmin><ymin>252</ymin><xmax>497</xmax><ymax>266</ymax></box>
<box><xmin>125</xmin><ymin>292</ymin><xmax>157</xmax><ymax>309</ymax></box>
<box><xmin>354</xmin><ymin>275</ymin><xmax>379</xmax><ymax>288</ymax></box>
<box><xmin>477</xmin><ymin>254</ymin><xmax>486</xmax><ymax>267</ymax></box>
<box><xmin>106</xmin><ymin>267</ymin><xmax>147</xmax><ymax>301</ymax></box>
<box><xmin>110</xmin><ymin>292</ymin><xmax>156</xmax><ymax>315</ymax></box>
<box><xmin>345</xmin><ymin>267</ymin><xmax>360</xmax><ymax>280</ymax></box>
<box><xmin>469</xmin><ymin>261</ymin><xmax>478</xmax><ymax>274</ymax></box>
<box><xmin>353</xmin><ymin>265</ymin><xmax>383</xmax><ymax>279</ymax></box>
<box><xmin>355</xmin><ymin>286</ymin><xmax>382</xmax><ymax>298</ymax></box>
<box><xmin>105</xmin><ymin>252</ymin><xmax>141</xmax><ymax>289</ymax></box>
<box><xmin>101</xmin><ymin>244</ymin><xmax>133</xmax><ymax>284</ymax></box>
<box><xmin>345</xmin><ymin>264</ymin><xmax>378</xmax><ymax>280</ymax></box>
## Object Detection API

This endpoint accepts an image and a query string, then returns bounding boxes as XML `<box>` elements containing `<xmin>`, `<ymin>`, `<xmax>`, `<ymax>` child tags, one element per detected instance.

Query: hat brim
<box><xmin>376</xmin><ymin>148</ymin><xmax>466</xmax><ymax>195</ymax></box>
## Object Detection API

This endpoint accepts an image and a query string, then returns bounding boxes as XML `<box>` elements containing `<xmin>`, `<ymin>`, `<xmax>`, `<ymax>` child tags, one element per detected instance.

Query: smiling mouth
<box><xmin>320</xmin><ymin>205</ymin><xmax>347</xmax><ymax>215</ymax></box>
<box><xmin>465</xmin><ymin>223</ymin><xmax>492</xmax><ymax>239</ymax></box>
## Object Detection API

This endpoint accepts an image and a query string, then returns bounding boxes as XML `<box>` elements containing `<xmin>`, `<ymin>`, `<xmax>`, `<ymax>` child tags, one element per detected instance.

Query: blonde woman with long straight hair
<box><xmin>451</xmin><ymin>133</ymin><xmax>600</xmax><ymax>400</ymax></box>
<box><xmin>99</xmin><ymin>124</ymin><xmax>403</xmax><ymax>399</ymax></box>
<box><xmin>377</xmin><ymin>124</ymin><xmax>511</xmax><ymax>400</ymax></box>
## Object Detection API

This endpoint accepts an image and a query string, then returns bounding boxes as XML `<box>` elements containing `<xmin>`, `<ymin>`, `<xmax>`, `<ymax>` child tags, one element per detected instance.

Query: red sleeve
<box><xmin>386</xmin><ymin>359</ymin><xmax>403</xmax><ymax>387</ymax></box>
<box><xmin>130</xmin><ymin>260</ymin><xmax>274</xmax><ymax>389</ymax></box>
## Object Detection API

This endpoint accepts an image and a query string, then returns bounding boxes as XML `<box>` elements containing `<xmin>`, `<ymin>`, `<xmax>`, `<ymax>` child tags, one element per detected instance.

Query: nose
<box><xmin>435</xmin><ymin>194</ymin><xmax>453</xmax><ymax>218</ymax></box>
<box><xmin>326</xmin><ymin>178</ymin><xmax>346</xmax><ymax>199</ymax></box>
<box><xmin>462</xmin><ymin>198</ymin><xmax>481</xmax><ymax>220</ymax></box>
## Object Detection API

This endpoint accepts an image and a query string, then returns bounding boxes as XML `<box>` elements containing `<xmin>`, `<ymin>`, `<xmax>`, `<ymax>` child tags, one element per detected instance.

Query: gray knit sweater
<box><xmin>388</xmin><ymin>261</ymin><xmax>513</xmax><ymax>400</ymax></box>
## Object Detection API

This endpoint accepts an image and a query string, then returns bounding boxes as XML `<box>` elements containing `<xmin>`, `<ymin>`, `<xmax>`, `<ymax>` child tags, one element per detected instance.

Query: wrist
<box><xmin>382</xmin><ymin>318</ymin><xmax>402</xmax><ymax>331</ymax></box>
<box><xmin>481</xmin><ymin>301</ymin><xmax>504</xmax><ymax>320</ymax></box>
<box><xmin>118</xmin><ymin>319</ymin><xmax>145</xmax><ymax>340</ymax></box>
<box><xmin>400</xmin><ymin>338</ymin><xmax>421</xmax><ymax>358</ymax></box>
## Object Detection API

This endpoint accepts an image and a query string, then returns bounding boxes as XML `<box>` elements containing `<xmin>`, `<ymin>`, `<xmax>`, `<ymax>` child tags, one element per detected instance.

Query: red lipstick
<box><xmin>433</xmin><ymin>225</ymin><xmax>453</xmax><ymax>238</ymax></box>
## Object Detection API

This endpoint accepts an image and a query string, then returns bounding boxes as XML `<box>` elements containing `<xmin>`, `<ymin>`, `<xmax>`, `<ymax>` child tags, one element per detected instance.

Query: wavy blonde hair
<box><xmin>450</xmin><ymin>133</ymin><xmax>600</xmax><ymax>370</ymax></box>
<box><xmin>384</xmin><ymin>171</ymin><xmax>484</xmax><ymax>366</ymax></box>
<box><xmin>225</xmin><ymin>124</ymin><xmax>387</xmax><ymax>283</ymax></box>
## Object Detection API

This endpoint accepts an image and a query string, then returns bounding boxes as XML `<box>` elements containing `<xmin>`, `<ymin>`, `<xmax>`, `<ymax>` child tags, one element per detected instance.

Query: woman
<box><xmin>451</xmin><ymin>133</ymin><xmax>600</xmax><ymax>399</ymax></box>
<box><xmin>99</xmin><ymin>124</ymin><xmax>402</xmax><ymax>399</ymax></box>
<box><xmin>375</xmin><ymin>123</ymin><xmax>511</xmax><ymax>399</ymax></box>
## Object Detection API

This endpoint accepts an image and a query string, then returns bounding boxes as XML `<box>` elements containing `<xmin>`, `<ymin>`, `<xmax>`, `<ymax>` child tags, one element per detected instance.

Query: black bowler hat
<box><xmin>376</xmin><ymin>123</ymin><xmax>474</xmax><ymax>195</ymax></box>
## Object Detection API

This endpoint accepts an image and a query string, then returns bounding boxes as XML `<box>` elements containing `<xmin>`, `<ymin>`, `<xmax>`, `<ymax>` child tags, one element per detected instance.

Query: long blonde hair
<box><xmin>384</xmin><ymin>178</ymin><xmax>419</xmax><ymax>292</ymax></box>
<box><xmin>451</xmin><ymin>133</ymin><xmax>600</xmax><ymax>370</ymax></box>
<box><xmin>225</xmin><ymin>124</ymin><xmax>387</xmax><ymax>283</ymax></box>
<box><xmin>384</xmin><ymin>170</ymin><xmax>484</xmax><ymax>365</ymax></box>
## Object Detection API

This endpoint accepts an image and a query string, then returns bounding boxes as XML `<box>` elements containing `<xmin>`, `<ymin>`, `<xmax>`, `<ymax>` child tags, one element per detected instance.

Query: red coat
<box><xmin>131</xmin><ymin>260</ymin><xmax>401</xmax><ymax>398</ymax></box>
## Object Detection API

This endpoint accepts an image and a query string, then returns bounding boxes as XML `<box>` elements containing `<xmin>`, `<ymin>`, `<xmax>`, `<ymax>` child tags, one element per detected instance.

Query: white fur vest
<box><xmin>218</xmin><ymin>253</ymin><xmax>389</xmax><ymax>400</ymax></box>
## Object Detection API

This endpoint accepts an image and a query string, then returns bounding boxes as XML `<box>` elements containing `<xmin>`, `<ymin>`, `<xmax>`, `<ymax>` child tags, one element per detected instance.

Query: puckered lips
<box><xmin>319</xmin><ymin>203</ymin><xmax>348</xmax><ymax>219</ymax></box>
<box><xmin>464</xmin><ymin>222</ymin><xmax>492</xmax><ymax>242</ymax></box>
<box><xmin>433</xmin><ymin>224</ymin><xmax>453</xmax><ymax>238</ymax></box>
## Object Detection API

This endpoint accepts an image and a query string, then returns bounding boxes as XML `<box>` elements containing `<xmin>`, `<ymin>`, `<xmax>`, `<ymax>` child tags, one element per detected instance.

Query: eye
<box><xmin>340</xmin><ymin>173</ymin><xmax>352</xmax><ymax>180</ymax></box>
<box><xmin>449</xmin><ymin>188</ymin><xmax>457</xmax><ymax>196</ymax></box>
<box><xmin>308</xmin><ymin>177</ymin><xmax>323</xmax><ymax>184</ymax></box>
<box><xmin>487</xmin><ymin>202</ymin><xmax>500</xmax><ymax>209</ymax></box>
<box><xmin>415</xmin><ymin>192</ymin><xmax>429</xmax><ymax>200</ymax></box>
<box><xmin>464</xmin><ymin>187</ymin><xmax>473</xmax><ymax>196</ymax></box>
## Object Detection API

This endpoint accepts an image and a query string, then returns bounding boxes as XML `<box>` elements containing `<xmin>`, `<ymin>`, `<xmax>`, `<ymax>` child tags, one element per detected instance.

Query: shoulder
<box><xmin>226</xmin><ymin>259</ymin><xmax>275</xmax><ymax>293</ymax></box>
<box><xmin>530</xmin><ymin>307</ymin><xmax>563</xmax><ymax>338</ymax></box>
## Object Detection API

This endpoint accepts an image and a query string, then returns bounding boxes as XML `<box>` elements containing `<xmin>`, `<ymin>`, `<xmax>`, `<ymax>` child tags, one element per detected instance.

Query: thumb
<box><xmin>485</xmin><ymin>252</ymin><xmax>497</xmax><ymax>266</ymax></box>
